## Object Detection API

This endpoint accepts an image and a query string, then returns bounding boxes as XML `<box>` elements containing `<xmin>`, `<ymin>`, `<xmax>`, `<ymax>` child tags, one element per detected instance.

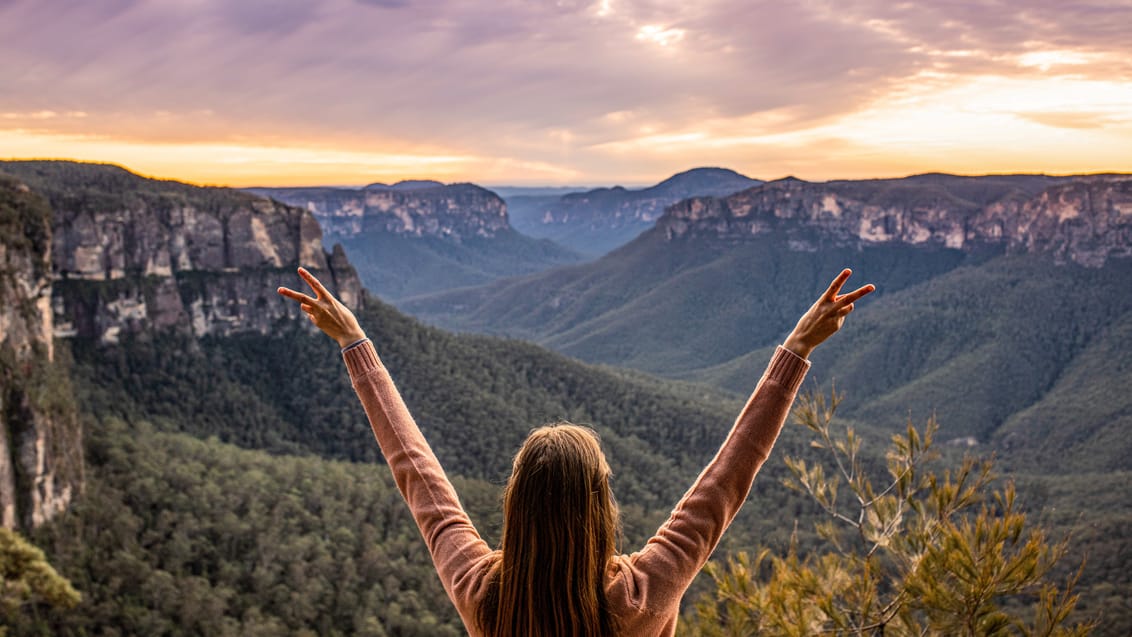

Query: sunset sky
<box><xmin>2</xmin><ymin>0</ymin><xmax>1130</xmax><ymax>187</ymax></box>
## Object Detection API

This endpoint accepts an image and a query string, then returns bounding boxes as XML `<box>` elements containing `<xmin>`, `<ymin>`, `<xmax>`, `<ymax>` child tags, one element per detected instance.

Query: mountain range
<box><xmin>505</xmin><ymin>166</ymin><xmax>763</xmax><ymax>256</ymax></box>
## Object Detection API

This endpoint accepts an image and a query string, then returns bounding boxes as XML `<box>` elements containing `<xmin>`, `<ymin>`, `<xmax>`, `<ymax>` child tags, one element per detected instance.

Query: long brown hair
<box><xmin>478</xmin><ymin>422</ymin><xmax>620</xmax><ymax>637</ymax></box>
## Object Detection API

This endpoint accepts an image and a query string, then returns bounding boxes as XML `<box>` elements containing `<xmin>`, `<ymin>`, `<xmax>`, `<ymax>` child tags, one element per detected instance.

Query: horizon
<box><xmin>5</xmin><ymin>158</ymin><xmax>1131</xmax><ymax>192</ymax></box>
<box><xmin>3</xmin><ymin>1</ymin><xmax>1131</xmax><ymax>187</ymax></box>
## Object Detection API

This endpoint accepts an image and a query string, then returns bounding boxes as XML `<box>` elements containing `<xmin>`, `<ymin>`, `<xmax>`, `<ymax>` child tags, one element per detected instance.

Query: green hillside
<box><xmin>403</xmin><ymin>232</ymin><xmax>976</xmax><ymax>373</ymax></box>
<box><xmin>993</xmin><ymin>309</ymin><xmax>1132</xmax><ymax>473</ymax></box>
<box><xmin>690</xmin><ymin>256</ymin><xmax>1132</xmax><ymax>474</ymax></box>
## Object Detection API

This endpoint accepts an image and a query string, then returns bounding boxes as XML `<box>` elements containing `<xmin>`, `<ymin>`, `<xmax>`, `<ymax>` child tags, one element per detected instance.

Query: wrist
<box><xmin>336</xmin><ymin>330</ymin><xmax>367</xmax><ymax>349</ymax></box>
<box><xmin>782</xmin><ymin>336</ymin><xmax>814</xmax><ymax>360</ymax></box>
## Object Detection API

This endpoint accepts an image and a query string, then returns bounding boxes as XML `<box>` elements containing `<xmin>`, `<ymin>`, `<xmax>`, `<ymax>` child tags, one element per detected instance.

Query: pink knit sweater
<box><xmin>344</xmin><ymin>341</ymin><xmax>810</xmax><ymax>636</ymax></box>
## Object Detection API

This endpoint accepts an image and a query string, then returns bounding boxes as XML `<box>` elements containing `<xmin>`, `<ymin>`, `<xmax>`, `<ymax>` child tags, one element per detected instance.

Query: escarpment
<box><xmin>2</xmin><ymin>161</ymin><xmax>362</xmax><ymax>344</ymax></box>
<box><xmin>658</xmin><ymin>174</ymin><xmax>1132</xmax><ymax>267</ymax></box>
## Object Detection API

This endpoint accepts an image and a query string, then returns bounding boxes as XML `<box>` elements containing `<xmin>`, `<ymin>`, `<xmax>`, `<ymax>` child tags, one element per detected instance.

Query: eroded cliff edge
<box><xmin>3</xmin><ymin>161</ymin><xmax>362</xmax><ymax>345</ymax></box>
<box><xmin>0</xmin><ymin>174</ymin><xmax>82</xmax><ymax>530</ymax></box>
<box><xmin>659</xmin><ymin>174</ymin><xmax>1132</xmax><ymax>267</ymax></box>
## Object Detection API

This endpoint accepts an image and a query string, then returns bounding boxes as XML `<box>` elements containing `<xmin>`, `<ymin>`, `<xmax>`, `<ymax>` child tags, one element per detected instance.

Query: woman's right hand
<box><xmin>783</xmin><ymin>269</ymin><xmax>875</xmax><ymax>360</ymax></box>
<box><xmin>277</xmin><ymin>267</ymin><xmax>367</xmax><ymax>348</ymax></box>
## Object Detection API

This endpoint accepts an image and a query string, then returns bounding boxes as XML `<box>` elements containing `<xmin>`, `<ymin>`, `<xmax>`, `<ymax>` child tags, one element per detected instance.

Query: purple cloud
<box><xmin>2</xmin><ymin>0</ymin><xmax>1129</xmax><ymax>181</ymax></box>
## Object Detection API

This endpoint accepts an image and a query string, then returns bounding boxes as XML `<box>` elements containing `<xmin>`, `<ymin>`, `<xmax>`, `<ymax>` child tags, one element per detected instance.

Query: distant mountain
<box><xmin>506</xmin><ymin>167</ymin><xmax>763</xmax><ymax>256</ymax></box>
<box><xmin>365</xmin><ymin>179</ymin><xmax>445</xmax><ymax>191</ymax></box>
<box><xmin>249</xmin><ymin>182</ymin><xmax>582</xmax><ymax>301</ymax></box>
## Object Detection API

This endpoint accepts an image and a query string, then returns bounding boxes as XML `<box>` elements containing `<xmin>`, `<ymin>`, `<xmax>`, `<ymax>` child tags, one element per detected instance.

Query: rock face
<box><xmin>1</xmin><ymin>161</ymin><xmax>362</xmax><ymax>345</ymax></box>
<box><xmin>249</xmin><ymin>182</ymin><xmax>510</xmax><ymax>241</ymax></box>
<box><xmin>0</xmin><ymin>175</ymin><xmax>82</xmax><ymax>531</ymax></box>
<box><xmin>658</xmin><ymin>174</ymin><xmax>1132</xmax><ymax>267</ymax></box>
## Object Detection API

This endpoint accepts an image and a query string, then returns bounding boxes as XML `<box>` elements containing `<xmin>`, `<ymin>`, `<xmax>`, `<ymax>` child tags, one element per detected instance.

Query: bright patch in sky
<box><xmin>635</xmin><ymin>25</ymin><xmax>686</xmax><ymax>47</ymax></box>
<box><xmin>1016</xmin><ymin>50</ymin><xmax>1094</xmax><ymax>71</ymax></box>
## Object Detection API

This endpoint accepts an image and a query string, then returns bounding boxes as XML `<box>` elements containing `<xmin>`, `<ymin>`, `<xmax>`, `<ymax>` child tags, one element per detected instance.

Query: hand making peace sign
<box><xmin>783</xmin><ymin>269</ymin><xmax>875</xmax><ymax>360</ymax></box>
<box><xmin>277</xmin><ymin>267</ymin><xmax>367</xmax><ymax>348</ymax></box>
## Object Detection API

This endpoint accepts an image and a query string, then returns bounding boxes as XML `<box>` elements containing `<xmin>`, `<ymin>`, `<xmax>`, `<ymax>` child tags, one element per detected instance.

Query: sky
<box><xmin>2</xmin><ymin>0</ymin><xmax>1131</xmax><ymax>187</ymax></box>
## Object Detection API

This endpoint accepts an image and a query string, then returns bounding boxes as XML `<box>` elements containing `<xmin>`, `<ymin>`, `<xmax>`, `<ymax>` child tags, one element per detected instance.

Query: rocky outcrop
<box><xmin>0</xmin><ymin>175</ymin><xmax>82</xmax><ymax>531</ymax></box>
<box><xmin>658</xmin><ymin>174</ymin><xmax>1132</xmax><ymax>267</ymax></box>
<box><xmin>1</xmin><ymin>161</ymin><xmax>362</xmax><ymax>345</ymax></box>
<box><xmin>249</xmin><ymin>182</ymin><xmax>510</xmax><ymax>241</ymax></box>
<box><xmin>975</xmin><ymin>178</ymin><xmax>1132</xmax><ymax>267</ymax></box>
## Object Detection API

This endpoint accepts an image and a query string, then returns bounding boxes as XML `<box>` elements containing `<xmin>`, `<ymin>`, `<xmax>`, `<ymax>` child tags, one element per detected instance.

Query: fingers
<box><xmin>277</xmin><ymin>286</ymin><xmax>316</xmax><ymax>305</ymax></box>
<box><xmin>824</xmin><ymin>269</ymin><xmax>852</xmax><ymax>301</ymax></box>
<box><xmin>835</xmin><ymin>284</ymin><xmax>876</xmax><ymax>307</ymax></box>
<box><xmin>298</xmin><ymin>267</ymin><xmax>331</xmax><ymax>299</ymax></box>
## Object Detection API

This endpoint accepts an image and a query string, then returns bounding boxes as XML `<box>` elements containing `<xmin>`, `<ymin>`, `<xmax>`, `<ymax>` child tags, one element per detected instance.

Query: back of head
<box><xmin>479</xmin><ymin>422</ymin><xmax>620</xmax><ymax>637</ymax></box>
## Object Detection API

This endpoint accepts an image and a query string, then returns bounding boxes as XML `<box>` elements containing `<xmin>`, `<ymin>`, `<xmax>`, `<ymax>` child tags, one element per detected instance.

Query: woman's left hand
<box><xmin>278</xmin><ymin>267</ymin><xmax>366</xmax><ymax>347</ymax></box>
<box><xmin>783</xmin><ymin>269</ymin><xmax>875</xmax><ymax>360</ymax></box>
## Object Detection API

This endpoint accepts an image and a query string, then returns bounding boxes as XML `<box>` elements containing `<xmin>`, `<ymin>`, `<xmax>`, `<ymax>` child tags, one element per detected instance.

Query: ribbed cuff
<box><xmin>765</xmin><ymin>346</ymin><xmax>811</xmax><ymax>394</ymax></box>
<box><xmin>341</xmin><ymin>337</ymin><xmax>369</xmax><ymax>353</ymax></box>
<box><xmin>342</xmin><ymin>339</ymin><xmax>382</xmax><ymax>378</ymax></box>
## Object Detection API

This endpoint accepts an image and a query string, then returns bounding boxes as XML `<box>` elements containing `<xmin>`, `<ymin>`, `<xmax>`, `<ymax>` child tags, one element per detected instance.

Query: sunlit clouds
<box><xmin>1</xmin><ymin>0</ymin><xmax>1130</xmax><ymax>186</ymax></box>
<box><xmin>635</xmin><ymin>25</ymin><xmax>686</xmax><ymax>48</ymax></box>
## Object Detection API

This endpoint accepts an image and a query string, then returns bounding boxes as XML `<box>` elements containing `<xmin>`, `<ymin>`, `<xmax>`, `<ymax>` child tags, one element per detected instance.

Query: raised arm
<box><xmin>278</xmin><ymin>269</ymin><xmax>491</xmax><ymax>609</ymax></box>
<box><xmin>627</xmin><ymin>269</ymin><xmax>874</xmax><ymax>609</ymax></box>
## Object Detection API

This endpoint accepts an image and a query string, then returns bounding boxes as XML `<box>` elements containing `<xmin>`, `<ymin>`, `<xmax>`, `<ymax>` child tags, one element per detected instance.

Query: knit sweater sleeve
<box><xmin>627</xmin><ymin>346</ymin><xmax>809</xmax><ymax>611</ymax></box>
<box><xmin>343</xmin><ymin>340</ymin><xmax>491</xmax><ymax>613</ymax></box>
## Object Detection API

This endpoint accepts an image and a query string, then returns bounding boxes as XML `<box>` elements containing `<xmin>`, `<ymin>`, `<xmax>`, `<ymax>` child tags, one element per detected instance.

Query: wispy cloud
<box><xmin>1</xmin><ymin>0</ymin><xmax>1130</xmax><ymax>185</ymax></box>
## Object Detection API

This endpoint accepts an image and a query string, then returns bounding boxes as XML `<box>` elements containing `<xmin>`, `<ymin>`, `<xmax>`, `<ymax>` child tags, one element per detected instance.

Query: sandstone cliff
<box><xmin>1</xmin><ymin>161</ymin><xmax>362</xmax><ymax>344</ymax></box>
<box><xmin>0</xmin><ymin>175</ymin><xmax>82</xmax><ymax>530</ymax></box>
<box><xmin>658</xmin><ymin>174</ymin><xmax>1131</xmax><ymax>267</ymax></box>
<box><xmin>249</xmin><ymin>182</ymin><xmax>510</xmax><ymax>241</ymax></box>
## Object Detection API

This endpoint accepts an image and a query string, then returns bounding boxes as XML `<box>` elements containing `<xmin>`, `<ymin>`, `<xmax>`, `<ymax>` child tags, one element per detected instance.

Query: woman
<box><xmin>278</xmin><ymin>268</ymin><xmax>874</xmax><ymax>637</ymax></box>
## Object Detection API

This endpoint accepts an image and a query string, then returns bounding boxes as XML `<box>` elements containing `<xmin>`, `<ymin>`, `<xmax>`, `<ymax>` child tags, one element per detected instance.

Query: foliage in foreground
<box><xmin>0</xmin><ymin>528</ymin><xmax>79</xmax><ymax>635</ymax></box>
<box><xmin>684</xmin><ymin>389</ymin><xmax>1093</xmax><ymax>636</ymax></box>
